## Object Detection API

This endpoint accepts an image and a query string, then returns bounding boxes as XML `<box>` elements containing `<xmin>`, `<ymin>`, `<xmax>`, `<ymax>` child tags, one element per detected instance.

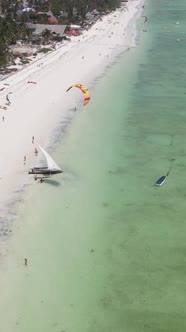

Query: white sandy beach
<box><xmin>0</xmin><ymin>0</ymin><xmax>144</xmax><ymax>217</ymax></box>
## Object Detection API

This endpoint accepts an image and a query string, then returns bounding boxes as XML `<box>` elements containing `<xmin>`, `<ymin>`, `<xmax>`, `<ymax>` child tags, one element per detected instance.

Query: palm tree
<box><xmin>42</xmin><ymin>28</ymin><xmax>52</xmax><ymax>43</ymax></box>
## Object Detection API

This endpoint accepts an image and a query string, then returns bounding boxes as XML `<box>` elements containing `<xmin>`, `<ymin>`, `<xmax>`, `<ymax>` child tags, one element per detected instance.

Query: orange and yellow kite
<box><xmin>66</xmin><ymin>84</ymin><xmax>90</xmax><ymax>106</ymax></box>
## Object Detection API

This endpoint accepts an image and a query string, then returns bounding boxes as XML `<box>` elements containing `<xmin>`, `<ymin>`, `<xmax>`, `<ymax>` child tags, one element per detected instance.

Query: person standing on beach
<box><xmin>24</xmin><ymin>258</ymin><xmax>28</xmax><ymax>266</ymax></box>
<box><xmin>32</xmin><ymin>136</ymin><xmax>34</xmax><ymax>144</ymax></box>
<box><xmin>2</xmin><ymin>116</ymin><xmax>4</xmax><ymax>122</ymax></box>
<box><xmin>24</xmin><ymin>156</ymin><xmax>26</xmax><ymax>164</ymax></box>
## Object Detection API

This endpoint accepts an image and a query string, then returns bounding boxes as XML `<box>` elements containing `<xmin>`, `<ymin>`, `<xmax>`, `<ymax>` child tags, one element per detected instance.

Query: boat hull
<box><xmin>155</xmin><ymin>175</ymin><xmax>166</xmax><ymax>186</ymax></box>
<box><xmin>28</xmin><ymin>167</ymin><xmax>62</xmax><ymax>175</ymax></box>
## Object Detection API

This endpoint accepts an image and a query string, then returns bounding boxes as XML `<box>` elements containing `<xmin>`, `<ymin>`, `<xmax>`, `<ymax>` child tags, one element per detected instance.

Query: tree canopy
<box><xmin>0</xmin><ymin>0</ymin><xmax>122</xmax><ymax>66</ymax></box>
<box><xmin>54</xmin><ymin>0</ymin><xmax>121</xmax><ymax>17</ymax></box>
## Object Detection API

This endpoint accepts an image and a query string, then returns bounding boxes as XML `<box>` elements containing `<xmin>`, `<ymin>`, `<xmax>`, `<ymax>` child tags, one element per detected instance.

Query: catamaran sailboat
<box><xmin>28</xmin><ymin>144</ymin><xmax>62</xmax><ymax>179</ymax></box>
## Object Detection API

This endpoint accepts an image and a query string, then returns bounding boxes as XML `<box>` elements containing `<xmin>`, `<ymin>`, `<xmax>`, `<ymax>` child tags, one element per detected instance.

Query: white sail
<box><xmin>38</xmin><ymin>144</ymin><xmax>62</xmax><ymax>171</ymax></box>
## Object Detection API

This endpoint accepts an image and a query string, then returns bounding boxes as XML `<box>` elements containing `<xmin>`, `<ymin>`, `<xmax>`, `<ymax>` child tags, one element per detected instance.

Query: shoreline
<box><xmin>0</xmin><ymin>0</ymin><xmax>144</xmax><ymax>220</ymax></box>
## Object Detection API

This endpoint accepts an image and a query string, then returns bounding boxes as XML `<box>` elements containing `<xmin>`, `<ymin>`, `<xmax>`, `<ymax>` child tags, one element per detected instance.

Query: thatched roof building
<box><xmin>26</xmin><ymin>24</ymin><xmax>66</xmax><ymax>37</ymax></box>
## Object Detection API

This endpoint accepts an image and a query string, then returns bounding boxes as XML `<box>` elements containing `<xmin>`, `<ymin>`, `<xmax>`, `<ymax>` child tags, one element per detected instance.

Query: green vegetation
<box><xmin>0</xmin><ymin>0</ymin><xmax>122</xmax><ymax>67</ymax></box>
<box><xmin>21</xmin><ymin>59</ymin><xmax>31</xmax><ymax>64</ymax></box>
<box><xmin>0</xmin><ymin>2</ymin><xmax>31</xmax><ymax>66</ymax></box>
<box><xmin>37</xmin><ymin>47</ymin><xmax>52</xmax><ymax>53</ymax></box>
<box><xmin>41</xmin><ymin>28</ymin><xmax>52</xmax><ymax>42</ymax></box>
<box><xmin>52</xmin><ymin>0</ymin><xmax>121</xmax><ymax>19</ymax></box>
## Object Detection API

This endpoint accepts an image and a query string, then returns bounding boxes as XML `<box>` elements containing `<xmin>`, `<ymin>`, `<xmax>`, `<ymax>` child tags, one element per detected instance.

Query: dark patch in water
<box><xmin>102</xmin><ymin>202</ymin><xmax>109</xmax><ymax>208</ymax></box>
<box><xmin>114</xmin><ymin>166</ymin><xmax>127</xmax><ymax>175</ymax></box>
<box><xmin>99</xmin><ymin>295</ymin><xmax>113</xmax><ymax>309</ymax></box>
<box><xmin>119</xmin><ymin>241</ymin><xmax>128</xmax><ymax>249</ymax></box>
<box><xmin>48</xmin><ymin>110</ymin><xmax>75</xmax><ymax>147</ymax></box>
<box><xmin>123</xmin><ymin>310</ymin><xmax>186</xmax><ymax>331</ymax></box>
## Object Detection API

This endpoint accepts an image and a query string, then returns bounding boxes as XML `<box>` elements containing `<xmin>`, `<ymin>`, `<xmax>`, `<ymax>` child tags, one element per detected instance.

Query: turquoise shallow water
<box><xmin>1</xmin><ymin>0</ymin><xmax>186</xmax><ymax>331</ymax></box>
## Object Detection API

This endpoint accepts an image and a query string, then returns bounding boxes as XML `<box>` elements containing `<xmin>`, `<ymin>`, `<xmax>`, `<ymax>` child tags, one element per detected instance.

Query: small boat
<box><xmin>155</xmin><ymin>159</ymin><xmax>175</xmax><ymax>187</ymax></box>
<box><xmin>155</xmin><ymin>175</ymin><xmax>166</xmax><ymax>186</ymax></box>
<box><xmin>28</xmin><ymin>144</ymin><xmax>62</xmax><ymax>177</ymax></box>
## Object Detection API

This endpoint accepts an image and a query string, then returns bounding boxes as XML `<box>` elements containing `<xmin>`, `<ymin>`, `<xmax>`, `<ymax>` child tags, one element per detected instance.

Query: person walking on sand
<box><xmin>34</xmin><ymin>148</ymin><xmax>38</xmax><ymax>156</ymax></box>
<box><xmin>32</xmin><ymin>136</ymin><xmax>34</xmax><ymax>144</ymax></box>
<box><xmin>24</xmin><ymin>258</ymin><xmax>28</xmax><ymax>266</ymax></box>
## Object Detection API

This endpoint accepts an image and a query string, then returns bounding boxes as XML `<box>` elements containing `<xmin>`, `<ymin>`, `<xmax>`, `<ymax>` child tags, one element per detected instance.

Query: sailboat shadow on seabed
<box><xmin>41</xmin><ymin>179</ymin><xmax>61</xmax><ymax>187</ymax></box>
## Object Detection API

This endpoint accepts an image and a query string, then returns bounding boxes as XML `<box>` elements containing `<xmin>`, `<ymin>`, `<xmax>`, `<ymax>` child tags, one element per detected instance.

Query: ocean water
<box><xmin>1</xmin><ymin>0</ymin><xmax>186</xmax><ymax>331</ymax></box>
